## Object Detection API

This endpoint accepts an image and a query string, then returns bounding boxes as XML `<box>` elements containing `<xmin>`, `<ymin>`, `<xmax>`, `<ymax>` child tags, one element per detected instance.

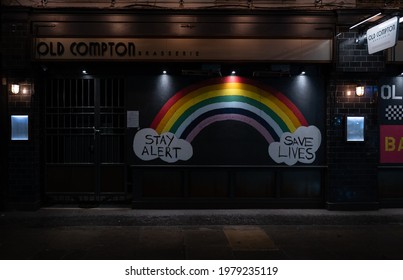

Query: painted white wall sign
<box><xmin>268</xmin><ymin>126</ymin><xmax>322</xmax><ymax>166</ymax></box>
<box><xmin>133</xmin><ymin>128</ymin><xmax>193</xmax><ymax>163</ymax></box>
<box><xmin>134</xmin><ymin>126</ymin><xmax>321</xmax><ymax>165</ymax></box>
<box><xmin>367</xmin><ymin>16</ymin><xmax>399</xmax><ymax>54</ymax></box>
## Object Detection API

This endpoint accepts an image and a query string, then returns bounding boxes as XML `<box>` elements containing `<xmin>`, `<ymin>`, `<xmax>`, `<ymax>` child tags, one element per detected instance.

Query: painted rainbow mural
<box><xmin>150</xmin><ymin>76</ymin><xmax>308</xmax><ymax>143</ymax></box>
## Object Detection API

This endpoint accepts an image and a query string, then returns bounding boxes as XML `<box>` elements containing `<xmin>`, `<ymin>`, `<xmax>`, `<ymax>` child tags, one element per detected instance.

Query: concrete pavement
<box><xmin>1</xmin><ymin>208</ymin><xmax>403</xmax><ymax>260</ymax></box>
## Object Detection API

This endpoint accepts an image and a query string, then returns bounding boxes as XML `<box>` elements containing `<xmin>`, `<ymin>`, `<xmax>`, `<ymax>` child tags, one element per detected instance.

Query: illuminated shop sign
<box><xmin>379</xmin><ymin>82</ymin><xmax>403</xmax><ymax>125</ymax></box>
<box><xmin>380</xmin><ymin>125</ymin><xmax>403</xmax><ymax>163</ymax></box>
<box><xmin>367</xmin><ymin>16</ymin><xmax>399</xmax><ymax>54</ymax></box>
<box><xmin>379</xmin><ymin>78</ymin><xmax>403</xmax><ymax>163</ymax></box>
<box><xmin>33</xmin><ymin>38</ymin><xmax>332</xmax><ymax>61</ymax></box>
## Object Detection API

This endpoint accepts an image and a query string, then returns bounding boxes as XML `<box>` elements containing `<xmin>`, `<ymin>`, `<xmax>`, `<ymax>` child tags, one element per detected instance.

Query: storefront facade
<box><xmin>1</xmin><ymin>4</ymin><xmax>403</xmax><ymax>209</ymax></box>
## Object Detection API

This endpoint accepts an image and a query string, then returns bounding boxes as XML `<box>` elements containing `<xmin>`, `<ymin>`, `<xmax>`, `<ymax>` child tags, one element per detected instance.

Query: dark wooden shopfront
<box><xmin>31</xmin><ymin>10</ymin><xmax>333</xmax><ymax>207</ymax></box>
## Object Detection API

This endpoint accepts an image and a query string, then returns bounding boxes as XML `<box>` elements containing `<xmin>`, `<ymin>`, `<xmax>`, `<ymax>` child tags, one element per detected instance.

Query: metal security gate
<box><xmin>44</xmin><ymin>77</ymin><xmax>127</xmax><ymax>203</ymax></box>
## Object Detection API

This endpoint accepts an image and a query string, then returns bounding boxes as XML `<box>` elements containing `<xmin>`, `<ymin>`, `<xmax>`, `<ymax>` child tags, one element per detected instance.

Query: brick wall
<box><xmin>326</xmin><ymin>30</ymin><xmax>382</xmax><ymax>209</ymax></box>
<box><xmin>7</xmin><ymin>93</ymin><xmax>41</xmax><ymax>209</ymax></box>
<box><xmin>336</xmin><ymin>30</ymin><xmax>384</xmax><ymax>72</ymax></box>
<box><xmin>2</xmin><ymin>11</ymin><xmax>42</xmax><ymax>209</ymax></box>
<box><xmin>1</xmin><ymin>19</ymin><xmax>31</xmax><ymax>71</ymax></box>
<box><xmin>0</xmin><ymin>84</ymin><xmax>7</xmax><ymax>210</ymax></box>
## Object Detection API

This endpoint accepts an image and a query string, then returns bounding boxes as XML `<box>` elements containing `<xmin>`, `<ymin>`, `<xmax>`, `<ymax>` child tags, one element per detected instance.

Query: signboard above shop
<box><xmin>33</xmin><ymin>38</ymin><xmax>332</xmax><ymax>62</ymax></box>
<box><xmin>367</xmin><ymin>16</ymin><xmax>399</xmax><ymax>55</ymax></box>
<box><xmin>379</xmin><ymin>77</ymin><xmax>403</xmax><ymax>164</ymax></box>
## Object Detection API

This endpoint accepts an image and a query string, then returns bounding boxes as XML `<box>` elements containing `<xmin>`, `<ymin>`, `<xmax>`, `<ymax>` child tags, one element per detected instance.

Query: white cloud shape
<box><xmin>268</xmin><ymin>125</ymin><xmax>321</xmax><ymax>166</ymax></box>
<box><xmin>133</xmin><ymin>128</ymin><xmax>193</xmax><ymax>163</ymax></box>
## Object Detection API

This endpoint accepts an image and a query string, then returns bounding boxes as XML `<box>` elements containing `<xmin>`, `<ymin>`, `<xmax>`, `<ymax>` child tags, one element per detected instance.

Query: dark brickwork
<box><xmin>7</xmin><ymin>93</ymin><xmax>41</xmax><ymax>209</ymax></box>
<box><xmin>326</xmin><ymin>80</ymin><xmax>379</xmax><ymax>207</ymax></box>
<box><xmin>326</xmin><ymin>30</ymin><xmax>383</xmax><ymax>208</ymax></box>
<box><xmin>2</xmin><ymin>12</ymin><xmax>42</xmax><ymax>209</ymax></box>
<box><xmin>336</xmin><ymin>31</ymin><xmax>384</xmax><ymax>73</ymax></box>
<box><xmin>1</xmin><ymin>18</ymin><xmax>31</xmax><ymax>71</ymax></box>
<box><xmin>0</xmin><ymin>84</ymin><xmax>7</xmax><ymax>210</ymax></box>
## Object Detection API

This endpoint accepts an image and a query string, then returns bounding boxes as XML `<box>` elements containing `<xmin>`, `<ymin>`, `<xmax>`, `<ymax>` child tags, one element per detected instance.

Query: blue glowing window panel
<box><xmin>346</xmin><ymin>116</ymin><xmax>365</xmax><ymax>142</ymax></box>
<box><xmin>11</xmin><ymin>115</ymin><xmax>29</xmax><ymax>141</ymax></box>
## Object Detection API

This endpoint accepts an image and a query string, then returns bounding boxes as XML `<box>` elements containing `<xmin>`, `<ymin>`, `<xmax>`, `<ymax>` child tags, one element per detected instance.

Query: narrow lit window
<box><xmin>346</xmin><ymin>116</ymin><xmax>365</xmax><ymax>142</ymax></box>
<box><xmin>11</xmin><ymin>115</ymin><xmax>29</xmax><ymax>141</ymax></box>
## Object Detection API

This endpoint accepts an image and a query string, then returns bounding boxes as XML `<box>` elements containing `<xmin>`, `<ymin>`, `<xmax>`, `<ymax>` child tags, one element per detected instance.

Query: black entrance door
<box><xmin>44</xmin><ymin>78</ymin><xmax>126</xmax><ymax>202</ymax></box>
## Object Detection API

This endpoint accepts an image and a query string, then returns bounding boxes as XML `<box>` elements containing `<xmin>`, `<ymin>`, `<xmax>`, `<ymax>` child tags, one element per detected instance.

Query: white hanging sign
<box><xmin>367</xmin><ymin>16</ymin><xmax>399</xmax><ymax>54</ymax></box>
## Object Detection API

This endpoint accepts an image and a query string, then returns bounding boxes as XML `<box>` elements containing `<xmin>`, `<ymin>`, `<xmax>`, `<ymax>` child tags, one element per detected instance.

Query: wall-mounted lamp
<box><xmin>19</xmin><ymin>82</ymin><xmax>32</xmax><ymax>95</ymax></box>
<box><xmin>10</xmin><ymin>84</ymin><xmax>20</xmax><ymax>94</ymax></box>
<box><xmin>354</xmin><ymin>33</ymin><xmax>367</xmax><ymax>49</ymax></box>
<box><xmin>9</xmin><ymin>80</ymin><xmax>33</xmax><ymax>95</ymax></box>
<box><xmin>355</xmin><ymin>85</ymin><xmax>365</xmax><ymax>97</ymax></box>
<box><xmin>298</xmin><ymin>66</ymin><xmax>306</xmax><ymax>75</ymax></box>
